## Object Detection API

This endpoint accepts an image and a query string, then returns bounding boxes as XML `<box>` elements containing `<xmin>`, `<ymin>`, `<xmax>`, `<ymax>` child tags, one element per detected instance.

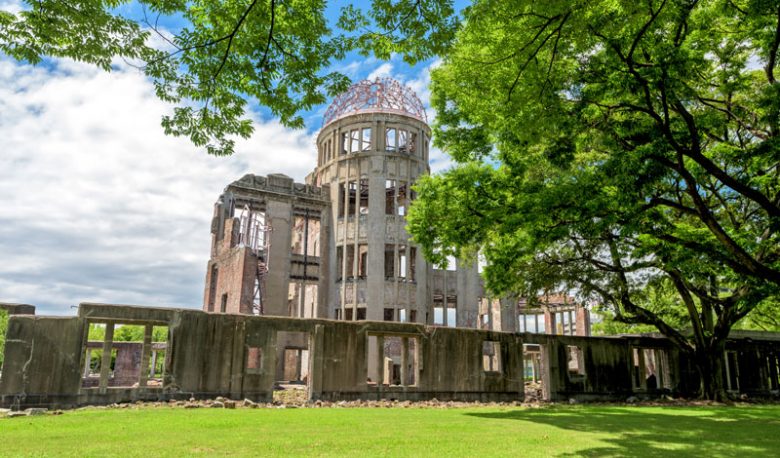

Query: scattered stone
<box><xmin>568</xmin><ymin>398</ymin><xmax>577</xmax><ymax>405</ymax></box>
<box><xmin>211</xmin><ymin>401</ymin><xmax>225</xmax><ymax>408</ymax></box>
<box><xmin>224</xmin><ymin>400</ymin><xmax>236</xmax><ymax>409</ymax></box>
<box><xmin>215</xmin><ymin>396</ymin><xmax>226</xmax><ymax>402</ymax></box>
<box><xmin>184</xmin><ymin>403</ymin><xmax>200</xmax><ymax>409</ymax></box>
<box><xmin>626</xmin><ymin>396</ymin><xmax>638</xmax><ymax>404</ymax></box>
<box><xmin>7</xmin><ymin>411</ymin><xmax>27</xmax><ymax>418</ymax></box>
<box><xmin>243</xmin><ymin>399</ymin><xmax>256</xmax><ymax>407</ymax></box>
<box><xmin>25</xmin><ymin>408</ymin><xmax>48</xmax><ymax>416</ymax></box>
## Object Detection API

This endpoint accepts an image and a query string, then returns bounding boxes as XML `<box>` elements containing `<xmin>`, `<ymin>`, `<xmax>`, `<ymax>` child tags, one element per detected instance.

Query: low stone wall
<box><xmin>1</xmin><ymin>303</ymin><xmax>779</xmax><ymax>409</ymax></box>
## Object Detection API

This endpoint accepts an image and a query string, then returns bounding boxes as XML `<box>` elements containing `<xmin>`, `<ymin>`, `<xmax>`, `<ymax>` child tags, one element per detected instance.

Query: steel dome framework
<box><xmin>322</xmin><ymin>77</ymin><xmax>427</xmax><ymax>127</ymax></box>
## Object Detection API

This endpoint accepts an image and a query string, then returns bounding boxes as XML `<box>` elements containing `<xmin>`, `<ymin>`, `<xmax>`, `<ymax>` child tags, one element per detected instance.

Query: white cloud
<box><xmin>367</xmin><ymin>62</ymin><xmax>394</xmax><ymax>80</ymax></box>
<box><xmin>0</xmin><ymin>1</ymin><xmax>22</xmax><ymax>14</ymax></box>
<box><xmin>0</xmin><ymin>57</ymin><xmax>316</xmax><ymax>315</ymax></box>
<box><xmin>0</xmin><ymin>48</ymin><xmax>447</xmax><ymax>316</ymax></box>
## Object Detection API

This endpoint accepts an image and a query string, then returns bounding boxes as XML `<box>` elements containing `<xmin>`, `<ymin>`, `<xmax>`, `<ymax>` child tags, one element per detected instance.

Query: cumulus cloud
<box><xmin>0</xmin><ymin>58</ymin><xmax>316</xmax><ymax>314</ymax></box>
<box><xmin>0</xmin><ymin>38</ymin><xmax>446</xmax><ymax>316</ymax></box>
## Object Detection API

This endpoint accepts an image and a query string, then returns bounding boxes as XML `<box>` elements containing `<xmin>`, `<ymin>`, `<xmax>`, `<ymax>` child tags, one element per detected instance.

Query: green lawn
<box><xmin>1</xmin><ymin>405</ymin><xmax>779</xmax><ymax>457</ymax></box>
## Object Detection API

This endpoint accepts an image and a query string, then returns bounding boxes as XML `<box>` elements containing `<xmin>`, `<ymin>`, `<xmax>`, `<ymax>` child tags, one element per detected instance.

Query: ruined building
<box><xmin>201</xmin><ymin>78</ymin><xmax>591</xmax><ymax>382</ymax></box>
<box><xmin>202</xmin><ymin>79</ymin><xmax>590</xmax><ymax>332</ymax></box>
<box><xmin>202</xmin><ymin>78</ymin><xmax>488</xmax><ymax>328</ymax></box>
<box><xmin>3</xmin><ymin>79</ymin><xmax>776</xmax><ymax>410</ymax></box>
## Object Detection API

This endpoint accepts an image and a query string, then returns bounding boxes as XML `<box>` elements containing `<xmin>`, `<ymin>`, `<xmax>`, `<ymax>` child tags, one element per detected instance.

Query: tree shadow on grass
<box><xmin>465</xmin><ymin>406</ymin><xmax>780</xmax><ymax>457</ymax></box>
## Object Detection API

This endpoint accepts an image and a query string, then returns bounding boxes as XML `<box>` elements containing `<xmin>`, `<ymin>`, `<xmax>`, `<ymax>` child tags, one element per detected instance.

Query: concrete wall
<box><xmin>0</xmin><ymin>302</ymin><xmax>36</xmax><ymax>315</ymax></box>
<box><xmin>0</xmin><ymin>303</ymin><xmax>525</xmax><ymax>409</ymax></box>
<box><xmin>2</xmin><ymin>303</ymin><xmax>779</xmax><ymax>409</ymax></box>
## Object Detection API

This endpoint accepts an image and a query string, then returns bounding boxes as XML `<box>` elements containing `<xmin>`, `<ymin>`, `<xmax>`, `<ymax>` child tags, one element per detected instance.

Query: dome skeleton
<box><xmin>322</xmin><ymin>78</ymin><xmax>427</xmax><ymax>127</ymax></box>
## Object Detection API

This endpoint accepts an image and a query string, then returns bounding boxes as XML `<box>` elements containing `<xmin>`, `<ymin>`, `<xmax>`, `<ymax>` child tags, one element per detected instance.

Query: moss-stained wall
<box><xmin>2</xmin><ymin>303</ymin><xmax>779</xmax><ymax>409</ymax></box>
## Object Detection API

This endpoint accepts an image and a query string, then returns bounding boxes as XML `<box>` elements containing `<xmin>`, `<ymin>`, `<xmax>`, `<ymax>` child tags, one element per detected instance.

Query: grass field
<box><xmin>1</xmin><ymin>405</ymin><xmax>779</xmax><ymax>457</ymax></box>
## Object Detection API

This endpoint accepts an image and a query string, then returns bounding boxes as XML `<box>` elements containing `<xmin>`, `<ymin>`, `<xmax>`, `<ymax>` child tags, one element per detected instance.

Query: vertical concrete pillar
<box><xmin>366</xmin><ymin>157</ymin><xmax>386</xmax><ymax>321</ymax></box>
<box><xmin>457</xmin><ymin>259</ymin><xmax>480</xmax><ymax>328</ymax></box>
<box><xmin>265</xmin><ymin>198</ymin><xmax>293</xmax><ymax>317</ymax></box>
<box><xmin>544</xmin><ymin>307</ymin><xmax>556</xmax><ymax>335</ymax></box>
<box><xmin>138</xmin><ymin>324</ymin><xmax>152</xmax><ymax>387</ymax></box>
<box><xmin>400</xmin><ymin>337</ymin><xmax>409</xmax><ymax>387</ymax></box>
<box><xmin>576</xmin><ymin>306</ymin><xmax>591</xmax><ymax>336</ymax></box>
<box><xmin>99</xmin><ymin>323</ymin><xmax>115</xmax><ymax>393</ymax></box>
<box><xmin>500</xmin><ymin>298</ymin><xmax>518</xmax><ymax>333</ymax></box>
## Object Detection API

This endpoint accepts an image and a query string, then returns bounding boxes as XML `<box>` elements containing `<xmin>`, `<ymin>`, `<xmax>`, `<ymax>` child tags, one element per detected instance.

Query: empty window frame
<box><xmin>238</xmin><ymin>207</ymin><xmax>267</xmax><ymax>251</ymax></box>
<box><xmin>220</xmin><ymin>293</ymin><xmax>228</xmax><ymax>313</ymax></box>
<box><xmin>320</xmin><ymin>139</ymin><xmax>332</xmax><ymax>163</ymax></box>
<box><xmin>398</xmin><ymin>130</ymin><xmax>417</xmax><ymax>154</ymax></box>
<box><xmin>519</xmin><ymin>313</ymin><xmax>539</xmax><ymax>333</ymax></box>
<box><xmin>385</xmin><ymin>179</ymin><xmax>396</xmax><ymax>215</ymax></box>
<box><xmin>384</xmin><ymin>244</ymin><xmax>395</xmax><ymax>279</ymax></box>
<box><xmin>291</xmin><ymin>214</ymin><xmax>321</xmax><ymax>257</ymax></box>
<box><xmin>632</xmin><ymin>347</ymin><xmax>671</xmax><ymax>391</ymax></box>
<box><xmin>338</xmin><ymin>181</ymin><xmax>358</xmax><ymax>217</ymax></box>
<box><xmin>386</xmin><ymin>128</ymin><xmax>398</xmax><ymax>152</ymax></box>
<box><xmin>361</xmin><ymin>128</ymin><xmax>372</xmax><ymax>151</ymax></box>
<box><xmin>207</xmin><ymin>265</ymin><xmax>218</xmax><ymax>312</ymax></box>
<box><xmin>482</xmin><ymin>341</ymin><xmax>503</xmax><ymax>373</ymax></box>
<box><xmin>725</xmin><ymin>350</ymin><xmax>740</xmax><ymax>392</ymax></box>
<box><xmin>433</xmin><ymin>294</ymin><xmax>457</xmax><ymax>327</ymax></box>
<box><xmin>81</xmin><ymin>323</ymin><xmax>169</xmax><ymax>389</ymax></box>
<box><xmin>397</xmin><ymin>182</ymin><xmax>408</xmax><ymax>216</ymax></box>
<box><xmin>384</xmin><ymin>308</ymin><xmax>395</xmax><ymax>322</ymax></box>
<box><xmin>567</xmin><ymin>345</ymin><xmax>585</xmax><ymax>377</ymax></box>
<box><xmin>367</xmin><ymin>334</ymin><xmax>419</xmax><ymax>386</ymax></box>
<box><xmin>359</xmin><ymin>179</ymin><xmax>369</xmax><ymax>215</ymax></box>
<box><xmin>356</xmin><ymin>307</ymin><xmax>367</xmax><ymax>321</ymax></box>
<box><xmin>337</xmin><ymin>244</ymin><xmax>367</xmax><ymax>280</ymax></box>
<box><xmin>341</xmin><ymin>132</ymin><xmax>349</xmax><ymax>155</ymax></box>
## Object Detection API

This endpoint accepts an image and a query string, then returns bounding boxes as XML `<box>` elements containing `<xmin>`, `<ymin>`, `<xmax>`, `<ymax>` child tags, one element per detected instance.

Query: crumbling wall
<box><xmin>2</xmin><ymin>302</ymin><xmax>779</xmax><ymax>409</ymax></box>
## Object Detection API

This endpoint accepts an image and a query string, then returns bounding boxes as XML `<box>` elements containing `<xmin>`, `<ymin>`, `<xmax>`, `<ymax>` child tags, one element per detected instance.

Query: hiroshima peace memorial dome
<box><xmin>201</xmin><ymin>77</ymin><xmax>588</xmax><ymax>382</ymax></box>
<box><xmin>3</xmin><ymin>80</ymin><xmax>778</xmax><ymax>410</ymax></box>
<box><xmin>202</xmin><ymin>78</ymin><xmax>588</xmax><ymax>330</ymax></box>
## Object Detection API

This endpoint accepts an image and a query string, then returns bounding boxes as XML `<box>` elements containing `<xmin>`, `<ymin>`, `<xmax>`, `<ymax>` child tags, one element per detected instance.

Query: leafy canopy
<box><xmin>407</xmin><ymin>0</ymin><xmax>780</xmax><ymax>398</ymax></box>
<box><xmin>0</xmin><ymin>0</ymin><xmax>457</xmax><ymax>155</ymax></box>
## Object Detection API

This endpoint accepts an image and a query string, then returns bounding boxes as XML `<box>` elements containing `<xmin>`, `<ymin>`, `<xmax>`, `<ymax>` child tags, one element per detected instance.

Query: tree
<box><xmin>0</xmin><ymin>0</ymin><xmax>457</xmax><ymax>155</ymax></box>
<box><xmin>407</xmin><ymin>0</ymin><xmax>780</xmax><ymax>400</ymax></box>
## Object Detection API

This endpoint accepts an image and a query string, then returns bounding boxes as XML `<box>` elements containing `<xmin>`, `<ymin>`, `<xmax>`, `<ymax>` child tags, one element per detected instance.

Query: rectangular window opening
<box><xmin>367</xmin><ymin>334</ymin><xmax>419</xmax><ymax>387</ymax></box>
<box><xmin>361</xmin><ymin>127</ymin><xmax>372</xmax><ymax>151</ymax></box>
<box><xmin>567</xmin><ymin>345</ymin><xmax>585</xmax><ymax>378</ymax></box>
<box><xmin>220</xmin><ymin>293</ymin><xmax>228</xmax><ymax>313</ymax></box>
<box><xmin>359</xmin><ymin>178</ymin><xmax>369</xmax><ymax>215</ymax></box>
<box><xmin>385</xmin><ymin>128</ymin><xmax>397</xmax><ymax>152</ymax></box>
<box><xmin>482</xmin><ymin>341</ymin><xmax>502</xmax><ymax>373</ymax></box>
<box><xmin>385</xmin><ymin>179</ymin><xmax>396</xmax><ymax>215</ymax></box>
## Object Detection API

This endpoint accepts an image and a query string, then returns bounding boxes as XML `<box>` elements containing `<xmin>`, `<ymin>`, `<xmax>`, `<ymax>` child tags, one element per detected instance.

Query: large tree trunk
<box><xmin>692</xmin><ymin>341</ymin><xmax>729</xmax><ymax>402</ymax></box>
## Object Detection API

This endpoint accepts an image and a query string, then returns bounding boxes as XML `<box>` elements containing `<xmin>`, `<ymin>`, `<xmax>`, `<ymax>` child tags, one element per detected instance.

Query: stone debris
<box><xmin>1</xmin><ymin>394</ymin><xmax>759</xmax><ymax>416</ymax></box>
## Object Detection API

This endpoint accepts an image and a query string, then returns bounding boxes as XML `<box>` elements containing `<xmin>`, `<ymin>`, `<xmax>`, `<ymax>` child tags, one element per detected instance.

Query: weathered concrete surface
<box><xmin>0</xmin><ymin>303</ymin><xmax>36</xmax><ymax>315</ymax></box>
<box><xmin>2</xmin><ymin>303</ymin><xmax>779</xmax><ymax>410</ymax></box>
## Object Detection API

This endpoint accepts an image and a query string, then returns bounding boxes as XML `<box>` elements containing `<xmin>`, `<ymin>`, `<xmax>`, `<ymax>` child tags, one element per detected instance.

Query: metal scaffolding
<box><xmin>238</xmin><ymin>204</ymin><xmax>272</xmax><ymax>315</ymax></box>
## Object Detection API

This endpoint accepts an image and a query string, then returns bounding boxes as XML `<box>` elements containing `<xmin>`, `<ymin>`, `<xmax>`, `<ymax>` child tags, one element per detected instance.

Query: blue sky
<box><xmin>0</xmin><ymin>0</ymin><xmax>453</xmax><ymax>315</ymax></box>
